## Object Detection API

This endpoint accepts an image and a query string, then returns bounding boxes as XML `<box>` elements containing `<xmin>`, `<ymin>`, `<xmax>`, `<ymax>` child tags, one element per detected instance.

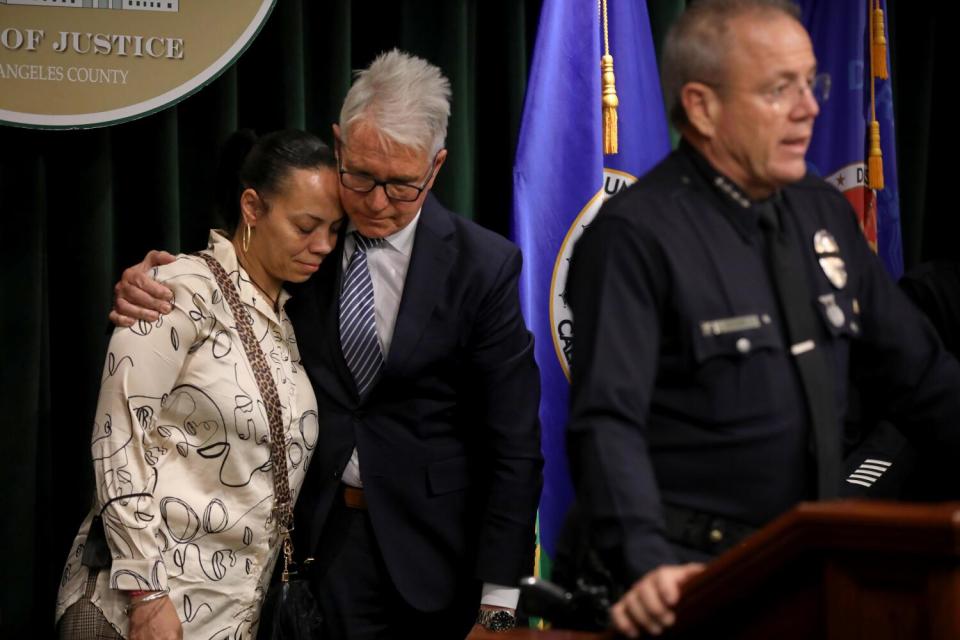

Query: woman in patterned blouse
<box><xmin>56</xmin><ymin>130</ymin><xmax>343</xmax><ymax>639</ymax></box>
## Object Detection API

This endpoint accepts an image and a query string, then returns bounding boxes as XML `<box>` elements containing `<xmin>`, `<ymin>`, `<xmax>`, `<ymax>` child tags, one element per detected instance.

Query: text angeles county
<box><xmin>0</xmin><ymin>27</ymin><xmax>184</xmax><ymax>85</ymax></box>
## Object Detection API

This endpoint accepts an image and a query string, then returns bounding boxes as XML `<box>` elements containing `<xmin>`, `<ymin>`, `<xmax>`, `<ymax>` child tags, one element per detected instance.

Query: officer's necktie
<box><xmin>757</xmin><ymin>199</ymin><xmax>841</xmax><ymax>499</ymax></box>
<box><xmin>339</xmin><ymin>232</ymin><xmax>384</xmax><ymax>396</ymax></box>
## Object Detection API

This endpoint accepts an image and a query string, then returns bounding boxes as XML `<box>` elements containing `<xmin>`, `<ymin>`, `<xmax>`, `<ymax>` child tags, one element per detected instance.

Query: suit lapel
<box><xmin>385</xmin><ymin>196</ymin><xmax>456</xmax><ymax>375</ymax></box>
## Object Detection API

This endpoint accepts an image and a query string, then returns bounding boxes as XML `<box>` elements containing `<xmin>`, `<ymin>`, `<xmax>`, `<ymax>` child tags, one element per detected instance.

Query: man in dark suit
<box><xmin>290</xmin><ymin>49</ymin><xmax>542</xmax><ymax>638</ymax></box>
<box><xmin>111</xmin><ymin>50</ymin><xmax>542</xmax><ymax>639</ymax></box>
<box><xmin>559</xmin><ymin>1</ymin><xmax>960</xmax><ymax>638</ymax></box>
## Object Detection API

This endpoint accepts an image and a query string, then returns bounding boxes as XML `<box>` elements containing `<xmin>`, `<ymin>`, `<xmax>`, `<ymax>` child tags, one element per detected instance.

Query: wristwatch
<box><xmin>476</xmin><ymin>608</ymin><xmax>517</xmax><ymax>631</ymax></box>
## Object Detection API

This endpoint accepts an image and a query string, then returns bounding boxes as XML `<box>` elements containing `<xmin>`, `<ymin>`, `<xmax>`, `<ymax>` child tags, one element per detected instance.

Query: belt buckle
<box><xmin>706</xmin><ymin>519</ymin><xmax>725</xmax><ymax>548</ymax></box>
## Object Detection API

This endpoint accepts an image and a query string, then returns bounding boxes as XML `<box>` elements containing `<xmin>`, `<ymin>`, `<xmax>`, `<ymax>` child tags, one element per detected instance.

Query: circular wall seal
<box><xmin>0</xmin><ymin>0</ymin><xmax>275</xmax><ymax>129</ymax></box>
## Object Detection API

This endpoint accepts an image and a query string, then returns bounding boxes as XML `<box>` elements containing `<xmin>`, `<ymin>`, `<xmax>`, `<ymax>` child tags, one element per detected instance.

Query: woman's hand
<box><xmin>128</xmin><ymin>594</ymin><xmax>182</xmax><ymax>640</ymax></box>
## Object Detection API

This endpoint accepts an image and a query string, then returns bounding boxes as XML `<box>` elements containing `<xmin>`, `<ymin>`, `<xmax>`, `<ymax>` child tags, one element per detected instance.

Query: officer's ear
<box><xmin>681</xmin><ymin>81</ymin><xmax>720</xmax><ymax>139</ymax></box>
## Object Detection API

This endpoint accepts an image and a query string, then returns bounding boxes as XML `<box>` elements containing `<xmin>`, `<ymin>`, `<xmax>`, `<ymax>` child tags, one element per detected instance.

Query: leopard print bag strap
<box><xmin>196</xmin><ymin>253</ymin><xmax>295</xmax><ymax>537</ymax></box>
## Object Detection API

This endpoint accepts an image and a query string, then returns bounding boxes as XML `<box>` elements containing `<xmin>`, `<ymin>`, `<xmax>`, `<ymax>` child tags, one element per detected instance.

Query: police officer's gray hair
<box><xmin>339</xmin><ymin>49</ymin><xmax>451</xmax><ymax>156</ymax></box>
<box><xmin>662</xmin><ymin>0</ymin><xmax>802</xmax><ymax>129</ymax></box>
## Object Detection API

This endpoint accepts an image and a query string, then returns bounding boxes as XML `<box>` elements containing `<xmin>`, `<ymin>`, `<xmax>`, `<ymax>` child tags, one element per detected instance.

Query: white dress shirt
<box><xmin>338</xmin><ymin>212</ymin><xmax>519</xmax><ymax>610</ymax></box>
<box><xmin>339</xmin><ymin>212</ymin><xmax>420</xmax><ymax>488</ymax></box>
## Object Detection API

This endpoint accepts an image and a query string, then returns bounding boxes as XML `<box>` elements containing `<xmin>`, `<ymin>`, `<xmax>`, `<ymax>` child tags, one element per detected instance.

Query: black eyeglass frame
<box><xmin>336</xmin><ymin>142</ymin><xmax>442</xmax><ymax>203</ymax></box>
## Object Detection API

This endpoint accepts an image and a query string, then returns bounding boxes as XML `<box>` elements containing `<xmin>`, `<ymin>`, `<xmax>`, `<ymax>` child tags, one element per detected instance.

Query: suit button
<box><xmin>709</xmin><ymin>528</ymin><xmax>724</xmax><ymax>543</ymax></box>
<box><xmin>736</xmin><ymin>337</ymin><xmax>751</xmax><ymax>354</ymax></box>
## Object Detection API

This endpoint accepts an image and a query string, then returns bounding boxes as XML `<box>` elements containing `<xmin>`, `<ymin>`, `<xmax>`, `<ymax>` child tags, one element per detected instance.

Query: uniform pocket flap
<box><xmin>692</xmin><ymin>313</ymin><xmax>781</xmax><ymax>363</ymax></box>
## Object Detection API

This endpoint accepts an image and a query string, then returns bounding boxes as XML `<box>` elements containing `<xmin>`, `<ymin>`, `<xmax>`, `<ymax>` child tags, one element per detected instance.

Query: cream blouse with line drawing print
<box><xmin>55</xmin><ymin>230</ymin><xmax>319</xmax><ymax>638</ymax></box>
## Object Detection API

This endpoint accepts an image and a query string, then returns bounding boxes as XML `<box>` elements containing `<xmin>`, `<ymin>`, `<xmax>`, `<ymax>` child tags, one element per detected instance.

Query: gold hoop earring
<box><xmin>242</xmin><ymin>222</ymin><xmax>252</xmax><ymax>253</ymax></box>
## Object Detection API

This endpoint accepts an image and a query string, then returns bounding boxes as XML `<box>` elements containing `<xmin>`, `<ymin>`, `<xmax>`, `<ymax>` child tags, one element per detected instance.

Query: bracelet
<box><xmin>127</xmin><ymin>590</ymin><xmax>150</xmax><ymax>598</ymax></box>
<box><xmin>124</xmin><ymin>589</ymin><xmax>170</xmax><ymax>616</ymax></box>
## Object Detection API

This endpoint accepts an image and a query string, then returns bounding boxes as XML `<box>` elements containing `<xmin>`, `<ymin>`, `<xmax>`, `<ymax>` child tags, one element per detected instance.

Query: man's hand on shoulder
<box><xmin>109</xmin><ymin>250</ymin><xmax>177</xmax><ymax>327</ymax></box>
<box><xmin>610</xmin><ymin>563</ymin><xmax>705</xmax><ymax>638</ymax></box>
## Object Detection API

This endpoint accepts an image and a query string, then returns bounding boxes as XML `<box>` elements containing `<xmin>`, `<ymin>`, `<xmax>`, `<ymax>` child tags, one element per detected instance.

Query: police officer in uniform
<box><xmin>562</xmin><ymin>1</ymin><xmax>960</xmax><ymax>637</ymax></box>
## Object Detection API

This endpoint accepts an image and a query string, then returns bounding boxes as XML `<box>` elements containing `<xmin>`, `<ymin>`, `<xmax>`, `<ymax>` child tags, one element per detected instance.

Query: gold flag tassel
<box><xmin>868</xmin><ymin>120</ymin><xmax>884</xmax><ymax>189</ymax></box>
<box><xmin>600</xmin><ymin>0</ymin><xmax>618</xmax><ymax>154</ymax></box>
<box><xmin>602</xmin><ymin>55</ymin><xmax>619</xmax><ymax>155</ymax></box>
<box><xmin>871</xmin><ymin>0</ymin><xmax>889</xmax><ymax>80</ymax></box>
<box><xmin>867</xmin><ymin>0</ymin><xmax>884</xmax><ymax>189</ymax></box>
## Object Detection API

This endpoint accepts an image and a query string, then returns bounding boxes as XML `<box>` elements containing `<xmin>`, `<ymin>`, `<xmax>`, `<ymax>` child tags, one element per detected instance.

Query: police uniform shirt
<box><xmin>565</xmin><ymin>141</ymin><xmax>960</xmax><ymax>585</ymax></box>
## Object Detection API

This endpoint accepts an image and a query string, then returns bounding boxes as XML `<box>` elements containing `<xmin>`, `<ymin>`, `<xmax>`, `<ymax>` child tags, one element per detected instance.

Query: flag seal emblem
<box><xmin>549</xmin><ymin>168</ymin><xmax>636</xmax><ymax>380</ymax></box>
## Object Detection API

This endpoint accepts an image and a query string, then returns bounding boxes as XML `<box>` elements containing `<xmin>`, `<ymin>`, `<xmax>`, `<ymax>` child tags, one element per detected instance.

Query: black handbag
<box><xmin>197</xmin><ymin>253</ymin><xmax>323</xmax><ymax>639</ymax></box>
<box><xmin>258</xmin><ymin>568</ymin><xmax>324</xmax><ymax>640</ymax></box>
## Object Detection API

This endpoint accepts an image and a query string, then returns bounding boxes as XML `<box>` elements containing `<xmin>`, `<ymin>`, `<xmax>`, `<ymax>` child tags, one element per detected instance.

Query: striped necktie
<box><xmin>339</xmin><ymin>232</ymin><xmax>385</xmax><ymax>396</ymax></box>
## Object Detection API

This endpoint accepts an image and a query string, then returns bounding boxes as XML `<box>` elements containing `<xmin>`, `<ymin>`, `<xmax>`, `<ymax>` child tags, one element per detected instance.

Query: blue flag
<box><xmin>512</xmin><ymin>0</ymin><xmax>670</xmax><ymax>566</ymax></box>
<box><xmin>799</xmin><ymin>0</ymin><xmax>903</xmax><ymax>278</ymax></box>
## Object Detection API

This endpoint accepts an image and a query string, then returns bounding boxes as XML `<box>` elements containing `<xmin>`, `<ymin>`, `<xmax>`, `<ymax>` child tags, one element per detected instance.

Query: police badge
<box><xmin>813</xmin><ymin>229</ymin><xmax>847</xmax><ymax>289</ymax></box>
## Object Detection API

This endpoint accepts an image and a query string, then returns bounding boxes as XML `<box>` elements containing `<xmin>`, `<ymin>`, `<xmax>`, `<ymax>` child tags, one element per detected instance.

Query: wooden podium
<box><xmin>472</xmin><ymin>501</ymin><xmax>960</xmax><ymax>640</ymax></box>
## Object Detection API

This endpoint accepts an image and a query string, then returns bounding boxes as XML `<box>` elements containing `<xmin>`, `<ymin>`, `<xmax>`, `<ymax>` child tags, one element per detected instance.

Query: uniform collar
<box><xmin>679</xmin><ymin>139</ymin><xmax>780</xmax><ymax>241</ymax></box>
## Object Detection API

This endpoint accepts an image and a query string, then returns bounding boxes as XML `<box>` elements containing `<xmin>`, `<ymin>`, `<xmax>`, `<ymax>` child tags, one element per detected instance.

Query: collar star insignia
<box><xmin>713</xmin><ymin>176</ymin><xmax>751</xmax><ymax>208</ymax></box>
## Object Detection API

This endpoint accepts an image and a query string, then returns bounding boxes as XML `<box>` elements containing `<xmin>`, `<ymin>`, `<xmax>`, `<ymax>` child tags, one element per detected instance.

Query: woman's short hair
<box><xmin>216</xmin><ymin>129</ymin><xmax>335</xmax><ymax>233</ymax></box>
<box><xmin>338</xmin><ymin>49</ymin><xmax>451</xmax><ymax>156</ymax></box>
<box><xmin>661</xmin><ymin>0</ymin><xmax>801</xmax><ymax>129</ymax></box>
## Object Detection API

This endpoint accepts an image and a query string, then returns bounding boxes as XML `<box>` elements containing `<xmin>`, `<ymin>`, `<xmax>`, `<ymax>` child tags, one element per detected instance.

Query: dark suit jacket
<box><xmin>287</xmin><ymin>194</ymin><xmax>543</xmax><ymax>611</ymax></box>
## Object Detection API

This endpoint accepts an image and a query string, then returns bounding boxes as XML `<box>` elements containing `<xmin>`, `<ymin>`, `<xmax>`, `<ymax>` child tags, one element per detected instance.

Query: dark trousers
<box><xmin>309</xmin><ymin>496</ymin><xmax>478</xmax><ymax>640</ymax></box>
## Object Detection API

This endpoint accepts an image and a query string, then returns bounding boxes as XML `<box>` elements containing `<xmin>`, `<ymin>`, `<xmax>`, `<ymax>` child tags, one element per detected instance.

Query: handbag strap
<box><xmin>196</xmin><ymin>252</ymin><xmax>294</xmax><ymax>536</ymax></box>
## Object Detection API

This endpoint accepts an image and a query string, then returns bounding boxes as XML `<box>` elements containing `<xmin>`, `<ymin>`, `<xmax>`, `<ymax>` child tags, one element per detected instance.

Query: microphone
<box><xmin>518</xmin><ymin>576</ymin><xmax>611</xmax><ymax>631</ymax></box>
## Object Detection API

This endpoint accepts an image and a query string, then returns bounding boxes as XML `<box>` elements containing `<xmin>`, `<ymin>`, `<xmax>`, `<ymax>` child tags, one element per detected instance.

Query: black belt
<box><xmin>663</xmin><ymin>504</ymin><xmax>757</xmax><ymax>556</ymax></box>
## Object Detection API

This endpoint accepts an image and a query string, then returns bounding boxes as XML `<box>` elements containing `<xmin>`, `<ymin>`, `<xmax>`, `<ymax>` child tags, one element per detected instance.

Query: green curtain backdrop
<box><xmin>0</xmin><ymin>0</ymin><xmax>946</xmax><ymax>634</ymax></box>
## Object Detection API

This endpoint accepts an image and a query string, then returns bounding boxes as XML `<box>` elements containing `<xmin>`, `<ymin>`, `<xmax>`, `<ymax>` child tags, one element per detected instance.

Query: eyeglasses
<box><xmin>707</xmin><ymin>72</ymin><xmax>831</xmax><ymax>110</ymax></box>
<box><xmin>336</xmin><ymin>146</ymin><xmax>440</xmax><ymax>203</ymax></box>
<box><xmin>762</xmin><ymin>73</ymin><xmax>831</xmax><ymax>109</ymax></box>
